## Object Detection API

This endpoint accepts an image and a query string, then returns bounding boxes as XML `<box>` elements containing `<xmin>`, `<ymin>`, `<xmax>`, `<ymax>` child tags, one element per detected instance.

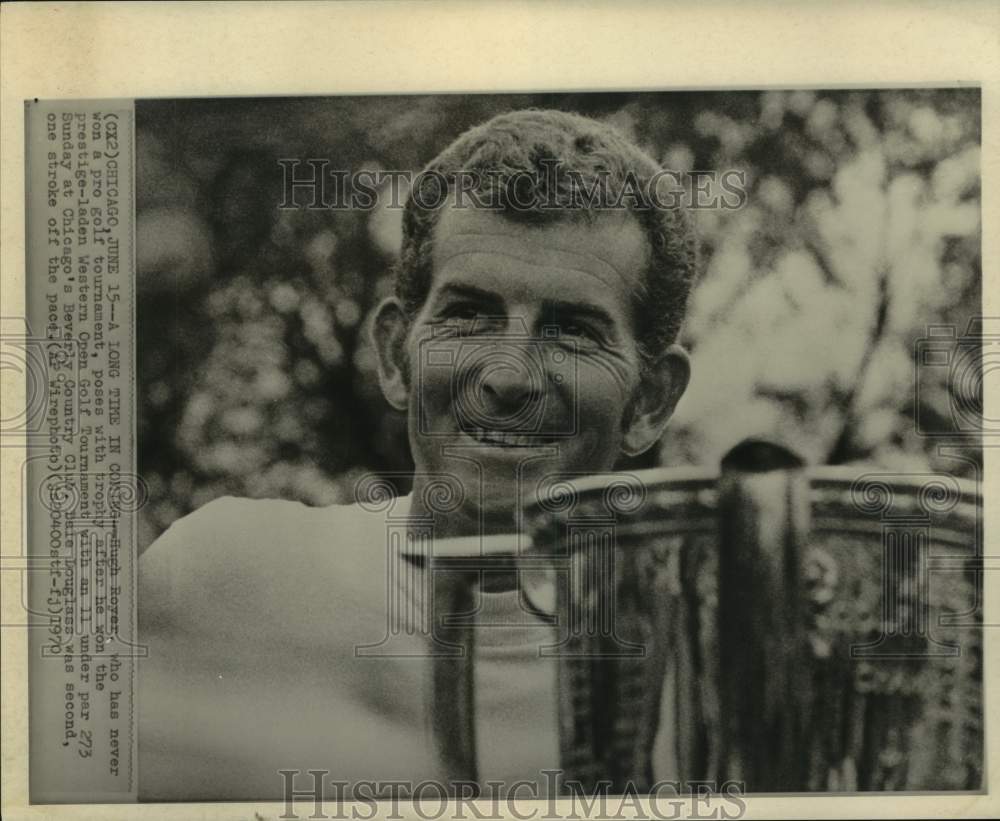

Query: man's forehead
<box><xmin>429</xmin><ymin>204</ymin><xmax>650</xmax><ymax>296</ymax></box>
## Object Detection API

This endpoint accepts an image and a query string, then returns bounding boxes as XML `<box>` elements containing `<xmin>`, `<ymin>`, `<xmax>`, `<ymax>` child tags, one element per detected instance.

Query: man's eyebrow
<box><xmin>433</xmin><ymin>283</ymin><xmax>503</xmax><ymax>304</ymax></box>
<box><xmin>542</xmin><ymin>299</ymin><xmax>617</xmax><ymax>327</ymax></box>
<box><xmin>431</xmin><ymin>284</ymin><xmax>620</xmax><ymax>329</ymax></box>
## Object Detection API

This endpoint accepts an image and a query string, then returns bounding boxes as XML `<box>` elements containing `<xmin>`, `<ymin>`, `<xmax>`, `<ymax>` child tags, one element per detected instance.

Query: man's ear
<box><xmin>370</xmin><ymin>296</ymin><xmax>412</xmax><ymax>412</ymax></box>
<box><xmin>621</xmin><ymin>344</ymin><xmax>691</xmax><ymax>457</ymax></box>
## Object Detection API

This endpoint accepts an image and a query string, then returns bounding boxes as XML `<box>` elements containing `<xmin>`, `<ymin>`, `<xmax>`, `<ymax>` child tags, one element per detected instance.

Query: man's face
<box><xmin>396</xmin><ymin>204</ymin><xmax>655</xmax><ymax>528</ymax></box>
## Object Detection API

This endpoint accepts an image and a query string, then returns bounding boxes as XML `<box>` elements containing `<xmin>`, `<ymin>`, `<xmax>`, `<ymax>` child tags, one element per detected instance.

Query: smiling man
<box><xmin>374</xmin><ymin>110</ymin><xmax>695</xmax><ymax>538</ymax></box>
<box><xmin>138</xmin><ymin>109</ymin><xmax>698</xmax><ymax>801</ymax></box>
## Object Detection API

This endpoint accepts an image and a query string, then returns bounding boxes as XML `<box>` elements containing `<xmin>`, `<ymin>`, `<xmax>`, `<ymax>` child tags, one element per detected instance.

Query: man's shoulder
<box><xmin>158</xmin><ymin>493</ymin><xmax>381</xmax><ymax>532</ymax></box>
<box><xmin>145</xmin><ymin>493</ymin><xmax>409</xmax><ymax>559</ymax></box>
<box><xmin>139</xmin><ymin>493</ymin><xmax>412</xmax><ymax>620</ymax></box>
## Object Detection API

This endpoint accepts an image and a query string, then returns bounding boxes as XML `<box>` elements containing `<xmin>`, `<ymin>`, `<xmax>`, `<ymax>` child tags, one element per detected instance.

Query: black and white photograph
<box><xmin>132</xmin><ymin>91</ymin><xmax>983</xmax><ymax>802</ymax></box>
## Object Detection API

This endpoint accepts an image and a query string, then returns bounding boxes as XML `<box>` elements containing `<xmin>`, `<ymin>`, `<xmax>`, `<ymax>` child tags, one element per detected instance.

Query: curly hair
<box><xmin>397</xmin><ymin>108</ymin><xmax>699</xmax><ymax>357</ymax></box>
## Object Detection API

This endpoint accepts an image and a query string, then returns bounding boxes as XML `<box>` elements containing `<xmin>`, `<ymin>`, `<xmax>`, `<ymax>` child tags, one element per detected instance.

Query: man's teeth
<box><xmin>468</xmin><ymin>428</ymin><xmax>548</xmax><ymax>447</ymax></box>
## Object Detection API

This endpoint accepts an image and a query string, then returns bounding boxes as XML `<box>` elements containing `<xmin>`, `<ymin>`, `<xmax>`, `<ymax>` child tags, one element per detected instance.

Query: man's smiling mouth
<box><xmin>463</xmin><ymin>427</ymin><xmax>560</xmax><ymax>448</ymax></box>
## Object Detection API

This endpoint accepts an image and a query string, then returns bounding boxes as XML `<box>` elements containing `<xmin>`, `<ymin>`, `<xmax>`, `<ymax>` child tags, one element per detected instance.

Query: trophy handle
<box><xmin>717</xmin><ymin>438</ymin><xmax>812</xmax><ymax>790</ymax></box>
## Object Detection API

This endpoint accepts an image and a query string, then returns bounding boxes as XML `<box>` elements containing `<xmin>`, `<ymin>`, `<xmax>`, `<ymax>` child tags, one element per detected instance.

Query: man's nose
<box><xmin>480</xmin><ymin>359</ymin><xmax>540</xmax><ymax>408</ymax></box>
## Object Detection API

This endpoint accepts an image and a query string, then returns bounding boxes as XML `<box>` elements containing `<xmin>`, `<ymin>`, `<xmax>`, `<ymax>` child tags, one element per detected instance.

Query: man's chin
<box><xmin>423</xmin><ymin>436</ymin><xmax>568</xmax><ymax>482</ymax></box>
<box><xmin>422</xmin><ymin>474</ymin><xmax>546</xmax><ymax>536</ymax></box>
<box><xmin>412</xmin><ymin>435</ymin><xmax>609</xmax><ymax>531</ymax></box>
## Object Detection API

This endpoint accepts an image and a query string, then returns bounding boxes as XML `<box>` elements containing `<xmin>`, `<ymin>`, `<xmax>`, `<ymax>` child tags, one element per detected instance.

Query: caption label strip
<box><xmin>25</xmin><ymin>99</ymin><xmax>138</xmax><ymax>803</ymax></box>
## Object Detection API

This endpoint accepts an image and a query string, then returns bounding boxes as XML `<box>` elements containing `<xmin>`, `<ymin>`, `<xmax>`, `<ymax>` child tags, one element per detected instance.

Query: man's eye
<box><xmin>439</xmin><ymin>304</ymin><xmax>493</xmax><ymax>334</ymax></box>
<box><xmin>559</xmin><ymin>321</ymin><xmax>600</xmax><ymax>342</ymax></box>
<box><xmin>449</xmin><ymin>305</ymin><xmax>481</xmax><ymax>321</ymax></box>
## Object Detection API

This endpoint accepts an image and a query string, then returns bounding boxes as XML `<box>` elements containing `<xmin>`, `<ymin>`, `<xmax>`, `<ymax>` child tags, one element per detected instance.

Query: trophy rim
<box><xmin>524</xmin><ymin>463</ymin><xmax>981</xmax><ymax>511</ymax></box>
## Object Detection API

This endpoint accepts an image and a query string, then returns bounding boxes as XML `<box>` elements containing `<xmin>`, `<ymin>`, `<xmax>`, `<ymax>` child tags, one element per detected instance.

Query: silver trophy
<box><xmin>423</xmin><ymin>438</ymin><xmax>982</xmax><ymax>793</ymax></box>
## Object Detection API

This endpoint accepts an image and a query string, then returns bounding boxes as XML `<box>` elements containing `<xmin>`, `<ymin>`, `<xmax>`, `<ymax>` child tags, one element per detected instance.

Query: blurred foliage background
<box><xmin>136</xmin><ymin>90</ymin><xmax>981</xmax><ymax>549</ymax></box>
